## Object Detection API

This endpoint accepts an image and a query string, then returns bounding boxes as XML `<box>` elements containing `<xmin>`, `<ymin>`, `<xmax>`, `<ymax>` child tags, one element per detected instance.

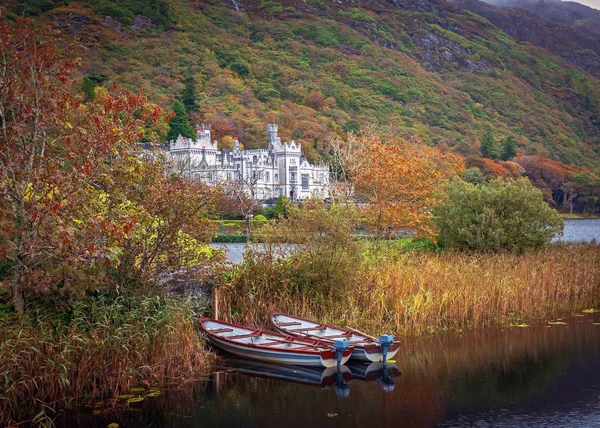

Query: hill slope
<box><xmin>8</xmin><ymin>0</ymin><xmax>600</xmax><ymax>171</ymax></box>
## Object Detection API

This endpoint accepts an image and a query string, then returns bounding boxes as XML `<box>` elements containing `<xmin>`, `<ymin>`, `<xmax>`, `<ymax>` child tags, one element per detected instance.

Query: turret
<box><xmin>196</xmin><ymin>124</ymin><xmax>211</xmax><ymax>145</ymax></box>
<box><xmin>267</xmin><ymin>123</ymin><xmax>279</xmax><ymax>149</ymax></box>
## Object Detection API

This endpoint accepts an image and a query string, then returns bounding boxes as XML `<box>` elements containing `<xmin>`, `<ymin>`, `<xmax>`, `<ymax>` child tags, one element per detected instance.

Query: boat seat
<box><xmin>261</xmin><ymin>340</ymin><xmax>290</xmax><ymax>347</ymax></box>
<box><xmin>320</xmin><ymin>333</ymin><xmax>352</xmax><ymax>339</ymax></box>
<box><xmin>228</xmin><ymin>332</ymin><xmax>261</xmax><ymax>339</ymax></box>
<box><xmin>288</xmin><ymin>325</ymin><xmax>326</xmax><ymax>332</ymax></box>
<box><xmin>208</xmin><ymin>328</ymin><xmax>234</xmax><ymax>334</ymax></box>
<box><xmin>274</xmin><ymin>321</ymin><xmax>302</xmax><ymax>327</ymax></box>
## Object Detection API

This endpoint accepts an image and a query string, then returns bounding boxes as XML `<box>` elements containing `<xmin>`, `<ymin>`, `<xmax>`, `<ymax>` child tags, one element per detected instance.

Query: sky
<box><xmin>565</xmin><ymin>0</ymin><xmax>600</xmax><ymax>9</ymax></box>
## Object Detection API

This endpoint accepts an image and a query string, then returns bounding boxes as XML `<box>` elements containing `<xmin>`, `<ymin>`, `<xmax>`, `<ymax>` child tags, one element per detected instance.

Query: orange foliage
<box><xmin>349</xmin><ymin>138</ymin><xmax>464</xmax><ymax>237</ymax></box>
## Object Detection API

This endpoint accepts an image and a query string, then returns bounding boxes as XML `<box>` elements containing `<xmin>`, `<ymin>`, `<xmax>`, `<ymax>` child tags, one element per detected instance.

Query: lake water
<box><xmin>558</xmin><ymin>219</ymin><xmax>600</xmax><ymax>243</ymax></box>
<box><xmin>212</xmin><ymin>219</ymin><xmax>600</xmax><ymax>264</ymax></box>
<box><xmin>61</xmin><ymin>313</ymin><xmax>600</xmax><ymax>427</ymax></box>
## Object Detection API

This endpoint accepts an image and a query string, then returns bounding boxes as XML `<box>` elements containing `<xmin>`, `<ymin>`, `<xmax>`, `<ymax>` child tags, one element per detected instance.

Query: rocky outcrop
<box><xmin>130</xmin><ymin>15</ymin><xmax>156</xmax><ymax>31</ymax></box>
<box><xmin>450</xmin><ymin>0</ymin><xmax>600</xmax><ymax>76</ymax></box>
<box><xmin>411</xmin><ymin>32</ymin><xmax>492</xmax><ymax>72</ymax></box>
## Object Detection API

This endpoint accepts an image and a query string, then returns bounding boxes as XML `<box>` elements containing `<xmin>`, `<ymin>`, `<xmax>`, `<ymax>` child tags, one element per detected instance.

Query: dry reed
<box><xmin>0</xmin><ymin>295</ymin><xmax>214</xmax><ymax>426</ymax></box>
<box><xmin>216</xmin><ymin>244</ymin><xmax>600</xmax><ymax>338</ymax></box>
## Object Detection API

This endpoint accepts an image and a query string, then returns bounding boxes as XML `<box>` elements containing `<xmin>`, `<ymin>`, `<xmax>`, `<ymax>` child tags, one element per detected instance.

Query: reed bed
<box><xmin>216</xmin><ymin>244</ymin><xmax>600</xmax><ymax>338</ymax></box>
<box><xmin>0</xmin><ymin>295</ymin><xmax>214</xmax><ymax>426</ymax></box>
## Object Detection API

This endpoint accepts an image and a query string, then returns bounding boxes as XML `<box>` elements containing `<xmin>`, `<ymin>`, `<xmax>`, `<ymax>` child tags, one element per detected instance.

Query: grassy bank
<box><xmin>0</xmin><ymin>295</ymin><xmax>214</xmax><ymax>426</ymax></box>
<box><xmin>215</xmin><ymin>244</ymin><xmax>600</xmax><ymax>337</ymax></box>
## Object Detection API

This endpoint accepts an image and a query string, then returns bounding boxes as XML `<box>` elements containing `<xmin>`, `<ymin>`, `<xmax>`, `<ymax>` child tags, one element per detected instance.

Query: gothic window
<box><xmin>275</xmin><ymin>173</ymin><xmax>278</xmax><ymax>181</ymax></box>
<box><xmin>266</xmin><ymin>172</ymin><xmax>270</xmax><ymax>181</ymax></box>
<box><xmin>301</xmin><ymin>174</ymin><xmax>309</xmax><ymax>190</ymax></box>
<box><xmin>290</xmin><ymin>172</ymin><xmax>297</xmax><ymax>183</ymax></box>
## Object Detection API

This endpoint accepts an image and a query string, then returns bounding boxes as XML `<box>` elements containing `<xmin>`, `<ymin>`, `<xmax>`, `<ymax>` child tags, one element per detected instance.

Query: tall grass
<box><xmin>0</xmin><ymin>295</ymin><xmax>214</xmax><ymax>426</ymax></box>
<box><xmin>216</xmin><ymin>244</ymin><xmax>600</xmax><ymax>337</ymax></box>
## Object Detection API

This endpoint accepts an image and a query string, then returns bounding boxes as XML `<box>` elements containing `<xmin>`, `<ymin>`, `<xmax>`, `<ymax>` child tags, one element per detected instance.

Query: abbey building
<box><xmin>168</xmin><ymin>124</ymin><xmax>330</xmax><ymax>200</ymax></box>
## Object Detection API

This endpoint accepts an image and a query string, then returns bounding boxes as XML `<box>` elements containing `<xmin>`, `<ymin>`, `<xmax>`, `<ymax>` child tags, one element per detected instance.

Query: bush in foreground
<box><xmin>434</xmin><ymin>178</ymin><xmax>564</xmax><ymax>251</ymax></box>
<box><xmin>0</xmin><ymin>295</ymin><xmax>213</xmax><ymax>426</ymax></box>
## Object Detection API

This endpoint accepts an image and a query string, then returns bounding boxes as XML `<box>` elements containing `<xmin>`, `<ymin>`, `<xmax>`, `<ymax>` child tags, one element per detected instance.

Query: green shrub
<box><xmin>434</xmin><ymin>178</ymin><xmax>564</xmax><ymax>252</ymax></box>
<box><xmin>212</xmin><ymin>234</ymin><xmax>248</xmax><ymax>243</ymax></box>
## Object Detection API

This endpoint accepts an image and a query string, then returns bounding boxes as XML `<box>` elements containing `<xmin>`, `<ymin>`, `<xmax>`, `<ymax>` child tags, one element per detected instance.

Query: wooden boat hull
<box><xmin>272</xmin><ymin>313</ymin><xmax>400</xmax><ymax>363</ymax></box>
<box><xmin>200</xmin><ymin>318</ymin><xmax>353</xmax><ymax>368</ymax></box>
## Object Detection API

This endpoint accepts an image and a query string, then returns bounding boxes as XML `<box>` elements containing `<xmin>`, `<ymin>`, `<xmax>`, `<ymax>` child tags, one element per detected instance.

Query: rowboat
<box><xmin>272</xmin><ymin>313</ymin><xmax>401</xmax><ymax>363</ymax></box>
<box><xmin>200</xmin><ymin>317</ymin><xmax>353</xmax><ymax>368</ymax></box>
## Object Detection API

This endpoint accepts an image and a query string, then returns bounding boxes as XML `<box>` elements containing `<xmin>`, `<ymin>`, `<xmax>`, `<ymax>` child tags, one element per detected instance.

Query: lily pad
<box><xmin>583</xmin><ymin>309</ymin><xmax>599</xmax><ymax>314</ymax></box>
<box><xmin>515</xmin><ymin>323</ymin><xmax>529</xmax><ymax>328</ymax></box>
<box><xmin>127</xmin><ymin>396</ymin><xmax>145</xmax><ymax>403</ymax></box>
<box><xmin>108</xmin><ymin>424</ymin><xmax>119</xmax><ymax>428</ymax></box>
<box><xmin>131</xmin><ymin>387</ymin><xmax>146</xmax><ymax>393</ymax></box>
<box><xmin>548</xmin><ymin>321</ymin><xmax>567</xmax><ymax>325</ymax></box>
<box><xmin>117</xmin><ymin>394</ymin><xmax>135</xmax><ymax>400</ymax></box>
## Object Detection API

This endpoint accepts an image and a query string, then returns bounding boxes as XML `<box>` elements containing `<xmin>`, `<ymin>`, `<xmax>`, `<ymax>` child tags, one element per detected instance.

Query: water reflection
<box><xmin>59</xmin><ymin>314</ymin><xmax>600</xmax><ymax>427</ymax></box>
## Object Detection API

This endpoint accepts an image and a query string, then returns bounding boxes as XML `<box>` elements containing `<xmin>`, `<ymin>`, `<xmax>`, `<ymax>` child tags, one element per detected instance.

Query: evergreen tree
<box><xmin>480</xmin><ymin>128</ymin><xmax>498</xmax><ymax>160</ymax></box>
<box><xmin>180</xmin><ymin>74</ymin><xmax>199</xmax><ymax>112</ymax></box>
<box><xmin>82</xmin><ymin>77</ymin><xmax>96</xmax><ymax>102</ymax></box>
<box><xmin>167</xmin><ymin>100</ymin><xmax>194</xmax><ymax>141</ymax></box>
<box><xmin>501</xmin><ymin>136</ymin><xmax>517</xmax><ymax>161</ymax></box>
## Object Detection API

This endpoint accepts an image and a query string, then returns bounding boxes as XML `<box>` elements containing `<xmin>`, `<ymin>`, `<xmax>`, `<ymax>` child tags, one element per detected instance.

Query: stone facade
<box><xmin>168</xmin><ymin>124</ymin><xmax>330</xmax><ymax>200</ymax></box>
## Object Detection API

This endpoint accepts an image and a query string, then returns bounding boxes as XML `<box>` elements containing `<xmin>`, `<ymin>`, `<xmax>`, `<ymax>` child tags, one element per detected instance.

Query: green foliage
<box><xmin>274</xmin><ymin>195</ymin><xmax>291</xmax><ymax>218</ymax></box>
<box><xmin>480</xmin><ymin>128</ymin><xmax>499</xmax><ymax>160</ymax></box>
<box><xmin>17</xmin><ymin>0</ymin><xmax>55</xmax><ymax>16</ymax></box>
<box><xmin>501</xmin><ymin>136</ymin><xmax>517</xmax><ymax>161</ymax></box>
<box><xmin>461</xmin><ymin>166</ymin><xmax>486</xmax><ymax>184</ymax></box>
<box><xmin>167</xmin><ymin>100</ymin><xmax>194</xmax><ymax>140</ymax></box>
<box><xmin>230</xmin><ymin>200</ymin><xmax>362</xmax><ymax>303</ymax></box>
<box><xmin>260</xmin><ymin>1</ymin><xmax>284</xmax><ymax>13</ymax></box>
<box><xmin>83</xmin><ymin>0</ymin><xmax>174</xmax><ymax>29</ymax></box>
<box><xmin>342</xmin><ymin>119</ymin><xmax>361</xmax><ymax>134</ymax></box>
<box><xmin>434</xmin><ymin>178</ymin><xmax>565</xmax><ymax>252</ymax></box>
<box><xmin>179</xmin><ymin>74</ymin><xmax>199</xmax><ymax>112</ymax></box>
<box><xmin>81</xmin><ymin>73</ymin><xmax>108</xmax><ymax>102</ymax></box>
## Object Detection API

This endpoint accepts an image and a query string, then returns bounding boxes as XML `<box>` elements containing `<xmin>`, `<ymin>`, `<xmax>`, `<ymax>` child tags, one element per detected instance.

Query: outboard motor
<box><xmin>379</xmin><ymin>334</ymin><xmax>394</xmax><ymax>365</ymax></box>
<box><xmin>334</xmin><ymin>339</ymin><xmax>350</xmax><ymax>369</ymax></box>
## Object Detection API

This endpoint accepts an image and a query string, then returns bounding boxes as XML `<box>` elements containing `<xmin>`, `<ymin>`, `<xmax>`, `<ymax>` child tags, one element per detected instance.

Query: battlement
<box><xmin>274</xmin><ymin>140</ymin><xmax>301</xmax><ymax>153</ymax></box>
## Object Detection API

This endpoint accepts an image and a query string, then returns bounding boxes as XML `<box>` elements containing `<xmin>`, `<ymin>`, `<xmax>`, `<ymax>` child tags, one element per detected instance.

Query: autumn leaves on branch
<box><xmin>0</xmin><ymin>17</ymin><xmax>218</xmax><ymax>312</ymax></box>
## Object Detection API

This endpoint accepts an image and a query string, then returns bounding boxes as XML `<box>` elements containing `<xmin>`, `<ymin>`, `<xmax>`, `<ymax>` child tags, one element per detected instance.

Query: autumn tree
<box><xmin>0</xmin><ymin>18</ymin><xmax>217</xmax><ymax>312</ymax></box>
<box><xmin>334</xmin><ymin>134</ymin><xmax>464</xmax><ymax>238</ymax></box>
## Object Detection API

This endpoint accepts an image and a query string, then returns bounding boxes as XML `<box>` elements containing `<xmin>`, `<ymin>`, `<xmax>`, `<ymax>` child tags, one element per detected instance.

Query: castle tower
<box><xmin>267</xmin><ymin>123</ymin><xmax>278</xmax><ymax>149</ymax></box>
<box><xmin>196</xmin><ymin>124</ymin><xmax>211</xmax><ymax>146</ymax></box>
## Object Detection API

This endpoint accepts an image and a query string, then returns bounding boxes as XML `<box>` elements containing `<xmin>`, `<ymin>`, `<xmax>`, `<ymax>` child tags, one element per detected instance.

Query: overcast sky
<box><xmin>568</xmin><ymin>0</ymin><xmax>600</xmax><ymax>9</ymax></box>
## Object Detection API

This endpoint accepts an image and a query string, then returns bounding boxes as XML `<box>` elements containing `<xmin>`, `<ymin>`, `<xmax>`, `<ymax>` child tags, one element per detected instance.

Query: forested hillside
<box><xmin>5</xmin><ymin>0</ymin><xmax>600</xmax><ymax>209</ymax></box>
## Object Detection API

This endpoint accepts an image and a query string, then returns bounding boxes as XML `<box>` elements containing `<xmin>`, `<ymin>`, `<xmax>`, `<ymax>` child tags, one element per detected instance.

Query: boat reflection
<box><xmin>347</xmin><ymin>361</ymin><xmax>402</xmax><ymax>391</ymax></box>
<box><xmin>218</xmin><ymin>358</ymin><xmax>402</xmax><ymax>395</ymax></box>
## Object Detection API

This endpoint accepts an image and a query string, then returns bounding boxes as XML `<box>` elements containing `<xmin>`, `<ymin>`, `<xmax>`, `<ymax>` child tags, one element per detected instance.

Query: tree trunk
<box><xmin>13</xmin><ymin>280</ymin><xmax>25</xmax><ymax>313</ymax></box>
